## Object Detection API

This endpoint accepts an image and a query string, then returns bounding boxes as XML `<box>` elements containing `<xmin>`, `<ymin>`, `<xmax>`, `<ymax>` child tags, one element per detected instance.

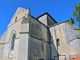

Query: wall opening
<box><xmin>15</xmin><ymin>17</ymin><xmax>17</xmax><ymax>22</ymax></box>
<box><xmin>56</xmin><ymin>39</ymin><xmax>60</xmax><ymax>46</ymax></box>
<box><xmin>56</xmin><ymin>39</ymin><xmax>60</xmax><ymax>50</ymax></box>
<box><xmin>11</xmin><ymin>34</ymin><xmax>16</xmax><ymax>50</ymax></box>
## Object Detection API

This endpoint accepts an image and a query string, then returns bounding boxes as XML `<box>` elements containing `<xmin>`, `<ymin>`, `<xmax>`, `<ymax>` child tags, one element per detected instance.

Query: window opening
<box><xmin>11</xmin><ymin>34</ymin><xmax>16</xmax><ymax>50</ymax></box>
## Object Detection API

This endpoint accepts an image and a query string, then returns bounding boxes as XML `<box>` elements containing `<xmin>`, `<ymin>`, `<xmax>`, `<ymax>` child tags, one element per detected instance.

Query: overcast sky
<box><xmin>0</xmin><ymin>0</ymin><xmax>80</xmax><ymax>36</ymax></box>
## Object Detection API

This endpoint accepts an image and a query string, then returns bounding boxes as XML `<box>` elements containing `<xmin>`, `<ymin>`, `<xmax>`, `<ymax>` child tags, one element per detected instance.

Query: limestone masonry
<box><xmin>0</xmin><ymin>7</ymin><xmax>80</xmax><ymax>60</ymax></box>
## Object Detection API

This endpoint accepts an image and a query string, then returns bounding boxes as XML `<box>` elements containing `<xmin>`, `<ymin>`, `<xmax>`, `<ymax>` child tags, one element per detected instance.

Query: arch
<box><xmin>9</xmin><ymin>30</ymin><xmax>16</xmax><ymax>51</ymax></box>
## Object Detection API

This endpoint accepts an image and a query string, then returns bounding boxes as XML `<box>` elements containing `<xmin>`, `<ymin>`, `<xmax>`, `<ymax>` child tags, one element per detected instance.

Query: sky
<box><xmin>0</xmin><ymin>0</ymin><xmax>80</xmax><ymax>36</ymax></box>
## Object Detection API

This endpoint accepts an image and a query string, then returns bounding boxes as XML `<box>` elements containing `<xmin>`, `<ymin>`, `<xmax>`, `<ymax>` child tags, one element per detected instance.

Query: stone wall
<box><xmin>18</xmin><ymin>15</ymin><xmax>29</xmax><ymax>60</ymax></box>
<box><xmin>6</xmin><ymin>17</ymin><xmax>22</xmax><ymax>43</ymax></box>
<box><xmin>1</xmin><ymin>7</ymin><xmax>30</xmax><ymax>60</ymax></box>
<box><xmin>0</xmin><ymin>45</ymin><xmax>5</xmax><ymax>60</ymax></box>
<box><xmin>18</xmin><ymin>34</ymin><xmax>29</xmax><ymax>60</ymax></box>
<box><xmin>13</xmin><ymin>38</ymin><xmax>19</xmax><ymax>60</ymax></box>
<box><xmin>50</xmin><ymin>36</ymin><xmax>58</xmax><ymax>60</ymax></box>
<box><xmin>38</xmin><ymin>14</ymin><xmax>47</xmax><ymax>26</ymax></box>
<box><xmin>50</xmin><ymin>23</ymin><xmax>73</xmax><ymax>60</ymax></box>
<box><xmin>29</xmin><ymin>17</ymin><xmax>50</xmax><ymax>60</ymax></box>
<box><xmin>50</xmin><ymin>22</ymin><xmax>80</xmax><ymax>60</ymax></box>
<box><xmin>29</xmin><ymin>36</ymin><xmax>43</xmax><ymax>60</ymax></box>
<box><xmin>0</xmin><ymin>30</ymin><xmax>8</xmax><ymax>60</ymax></box>
<box><xmin>63</xmin><ymin>23</ymin><xmax>80</xmax><ymax>44</ymax></box>
<box><xmin>69</xmin><ymin>39</ymin><xmax>80</xmax><ymax>55</ymax></box>
<box><xmin>63</xmin><ymin>23</ymin><xmax>80</xmax><ymax>57</ymax></box>
<box><xmin>0</xmin><ymin>30</ymin><xmax>7</xmax><ymax>43</ymax></box>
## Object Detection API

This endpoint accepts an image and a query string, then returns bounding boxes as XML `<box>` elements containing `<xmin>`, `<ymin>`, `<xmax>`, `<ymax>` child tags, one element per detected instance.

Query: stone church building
<box><xmin>0</xmin><ymin>7</ymin><xmax>80</xmax><ymax>60</ymax></box>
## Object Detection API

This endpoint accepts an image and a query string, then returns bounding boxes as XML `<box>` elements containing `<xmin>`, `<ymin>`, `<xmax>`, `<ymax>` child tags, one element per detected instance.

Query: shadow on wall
<box><xmin>46</xmin><ymin>28</ymin><xmax>59</xmax><ymax>60</ymax></box>
<box><xmin>49</xmin><ymin>35</ymin><xmax>59</xmax><ymax>60</ymax></box>
<box><xmin>50</xmin><ymin>36</ymin><xmax>68</xmax><ymax>60</ymax></box>
<box><xmin>49</xmin><ymin>30</ymin><xmax>67</xmax><ymax>60</ymax></box>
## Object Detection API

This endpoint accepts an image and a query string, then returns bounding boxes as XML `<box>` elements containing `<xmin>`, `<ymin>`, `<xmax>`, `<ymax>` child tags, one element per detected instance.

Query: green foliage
<box><xmin>65</xmin><ymin>20</ymin><xmax>73</xmax><ymax>25</ymax></box>
<box><xmin>74</xmin><ymin>27</ymin><xmax>80</xmax><ymax>31</ymax></box>
<box><xmin>73</xmin><ymin>2</ymin><xmax>80</xmax><ymax>27</ymax></box>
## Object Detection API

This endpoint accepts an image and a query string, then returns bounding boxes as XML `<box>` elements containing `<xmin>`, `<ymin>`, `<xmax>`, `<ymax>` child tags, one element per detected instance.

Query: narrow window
<box><xmin>15</xmin><ymin>17</ymin><xmax>17</xmax><ymax>22</ymax></box>
<box><xmin>11</xmin><ymin>34</ymin><xmax>16</xmax><ymax>50</ymax></box>
<box><xmin>57</xmin><ymin>39</ymin><xmax>60</xmax><ymax>46</ymax></box>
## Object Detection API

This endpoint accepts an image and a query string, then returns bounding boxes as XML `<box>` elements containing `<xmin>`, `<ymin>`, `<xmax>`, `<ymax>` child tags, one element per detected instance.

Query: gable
<box><xmin>8</xmin><ymin>7</ymin><xmax>30</xmax><ymax>27</ymax></box>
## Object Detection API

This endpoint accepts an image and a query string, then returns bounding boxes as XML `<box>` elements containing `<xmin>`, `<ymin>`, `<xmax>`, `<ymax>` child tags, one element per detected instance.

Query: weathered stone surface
<box><xmin>29</xmin><ymin>17</ymin><xmax>50</xmax><ymax>60</ymax></box>
<box><xmin>21</xmin><ymin>16</ymin><xmax>29</xmax><ymax>24</ymax></box>
<box><xmin>8</xmin><ymin>7</ymin><xmax>30</xmax><ymax>27</ymax></box>
<box><xmin>0</xmin><ymin>45</ymin><xmax>4</xmax><ymax>60</ymax></box>
<box><xmin>30</xmin><ymin>18</ymin><xmax>42</xmax><ymax>39</ymax></box>
<box><xmin>29</xmin><ymin>37</ymin><xmax>43</xmax><ymax>60</ymax></box>
<box><xmin>0</xmin><ymin>30</ymin><xmax>7</xmax><ymax>43</ymax></box>
<box><xmin>38</xmin><ymin>14</ymin><xmax>47</xmax><ymax>26</ymax></box>
<box><xmin>18</xmin><ymin>34</ymin><xmax>29</xmax><ymax>60</ymax></box>
<box><xmin>1</xmin><ymin>7</ymin><xmax>80</xmax><ymax>60</ymax></box>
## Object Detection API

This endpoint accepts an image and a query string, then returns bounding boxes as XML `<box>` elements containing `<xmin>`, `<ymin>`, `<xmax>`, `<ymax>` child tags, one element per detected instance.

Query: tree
<box><xmin>73</xmin><ymin>2</ymin><xmax>80</xmax><ymax>27</ymax></box>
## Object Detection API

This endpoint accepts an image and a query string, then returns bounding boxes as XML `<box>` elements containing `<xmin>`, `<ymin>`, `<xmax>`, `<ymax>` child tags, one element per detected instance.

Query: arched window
<box><xmin>11</xmin><ymin>34</ymin><xmax>16</xmax><ymax>50</ymax></box>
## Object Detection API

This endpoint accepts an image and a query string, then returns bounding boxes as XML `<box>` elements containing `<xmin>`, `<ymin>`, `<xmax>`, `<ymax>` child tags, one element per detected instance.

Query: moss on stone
<box><xmin>65</xmin><ymin>20</ymin><xmax>73</xmax><ymax>25</ymax></box>
<box><xmin>74</xmin><ymin>27</ymin><xmax>80</xmax><ymax>31</ymax></box>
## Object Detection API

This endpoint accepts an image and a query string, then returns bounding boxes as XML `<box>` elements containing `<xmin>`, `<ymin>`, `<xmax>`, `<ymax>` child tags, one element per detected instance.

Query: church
<box><xmin>0</xmin><ymin>7</ymin><xmax>80</xmax><ymax>60</ymax></box>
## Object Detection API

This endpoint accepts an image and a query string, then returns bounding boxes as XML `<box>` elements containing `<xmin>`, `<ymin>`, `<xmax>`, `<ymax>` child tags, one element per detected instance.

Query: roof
<box><xmin>48</xmin><ymin>17</ymin><xmax>75</xmax><ymax>28</ymax></box>
<box><xmin>36</xmin><ymin>12</ymin><xmax>57</xmax><ymax>23</ymax></box>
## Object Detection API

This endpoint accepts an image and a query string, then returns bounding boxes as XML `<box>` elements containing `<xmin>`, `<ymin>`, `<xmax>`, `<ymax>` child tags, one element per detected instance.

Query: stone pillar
<box><xmin>18</xmin><ymin>33</ymin><xmax>29</xmax><ymax>60</ymax></box>
<box><xmin>18</xmin><ymin>16</ymin><xmax>30</xmax><ymax>60</ymax></box>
